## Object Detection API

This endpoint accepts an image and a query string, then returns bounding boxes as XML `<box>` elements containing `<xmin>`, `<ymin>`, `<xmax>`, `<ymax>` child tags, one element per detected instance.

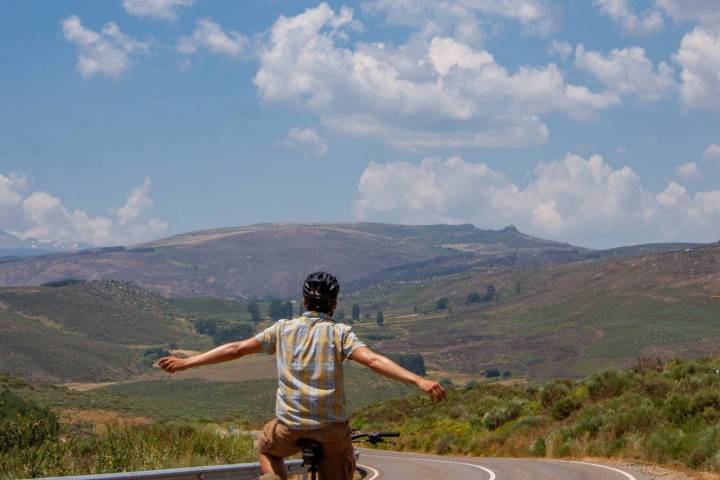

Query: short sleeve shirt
<box><xmin>254</xmin><ymin>311</ymin><xmax>366</xmax><ymax>429</ymax></box>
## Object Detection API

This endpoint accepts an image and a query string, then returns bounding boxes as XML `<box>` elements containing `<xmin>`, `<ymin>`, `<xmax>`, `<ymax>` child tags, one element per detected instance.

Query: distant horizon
<box><xmin>3</xmin><ymin>220</ymin><xmax>714</xmax><ymax>254</ymax></box>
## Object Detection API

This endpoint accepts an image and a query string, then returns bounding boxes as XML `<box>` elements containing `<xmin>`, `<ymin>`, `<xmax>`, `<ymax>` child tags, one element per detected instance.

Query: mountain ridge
<box><xmin>0</xmin><ymin>222</ymin><xmax>589</xmax><ymax>298</ymax></box>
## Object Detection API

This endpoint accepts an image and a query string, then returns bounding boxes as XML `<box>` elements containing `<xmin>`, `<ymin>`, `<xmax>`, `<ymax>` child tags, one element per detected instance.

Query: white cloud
<box><xmin>254</xmin><ymin>4</ymin><xmax>618</xmax><ymax>152</ymax></box>
<box><xmin>594</xmin><ymin>0</ymin><xmax>664</xmax><ymax>35</ymax></box>
<box><xmin>353</xmin><ymin>154</ymin><xmax>720</xmax><ymax>247</ymax></box>
<box><xmin>122</xmin><ymin>0</ymin><xmax>193</xmax><ymax>21</ymax></box>
<box><xmin>656</xmin><ymin>0</ymin><xmax>720</xmax><ymax>31</ymax></box>
<box><xmin>704</xmin><ymin>143</ymin><xmax>720</xmax><ymax>160</ymax></box>
<box><xmin>575</xmin><ymin>44</ymin><xmax>676</xmax><ymax>103</ymax></box>
<box><xmin>178</xmin><ymin>18</ymin><xmax>247</xmax><ymax>56</ymax></box>
<box><xmin>362</xmin><ymin>0</ymin><xmax>558</xmax><ymax>42</ymax></box>
<box><xmin>675</xmin><ymin>162</ymin><xmax>700</xmax><ymax>179</ymax></box>
<box><xmin>0</xmin><ymin>174</ymin><xmax>167</xmax><ymax>246</ymax></box>
<box><xmin>674</xmin><ymin>27</ymin><xmax>720</xmax><ymax>113</ymax></box>
<box><xmin>282</xmin><ymin>127</ymin><xmax>329</xmax><ymax>156</ymax></box>
<box><xmin>548</xmin><ymin>40</ymin><xmax>572</xmax><ymax>59</ymax></box>
<box><xmin>61</xmin><ymin>15</ymin><xmax>148</xmax><ymax>79</ymax></box>
<box><xmin>114</xmin><ymin>177</ymin><xmax>153</xmax><ymax>226</ymax></box>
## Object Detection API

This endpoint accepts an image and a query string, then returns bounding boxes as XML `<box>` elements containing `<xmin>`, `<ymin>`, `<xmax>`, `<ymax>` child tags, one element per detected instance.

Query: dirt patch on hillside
<box><xmin>61</xmin><ymin>382</ymin><xmax>117</xmax><ymax>391</ymax></box>
<box><xmin>56</xmin><ymin>408</ymin><xmax>151</xmax><ymax>431</ymax></box>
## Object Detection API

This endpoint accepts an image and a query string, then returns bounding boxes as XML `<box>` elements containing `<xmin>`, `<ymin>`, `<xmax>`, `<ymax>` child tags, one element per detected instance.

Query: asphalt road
<box><xmin>357</xmin><ymin>449</ymin><xmax>651</xmax><ymax>480</ymax></box>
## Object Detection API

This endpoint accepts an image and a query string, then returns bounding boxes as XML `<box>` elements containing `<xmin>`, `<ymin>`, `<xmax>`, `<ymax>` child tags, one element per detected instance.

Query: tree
<box><xmin>247</xmin><ymin>302</ymin><xmax>261</xmax><ymax>323</ymax></box>
<box><xmin>194</xmin><ymin>318</ymin><xmax>217</xmax><ymax>336</ymax></box>
<box><xmin>375</xmin><ymin>311</ymin><xmax>384</xmax><ymax>326</ymax></box>
<box><xmin>268</xmin><ymin>299</ymin><xmax>293</xmax><ymax>321</ymax></box>
<box><xmin>386</xmin><ymin>353</ymin><xmax>426</xmax><ymax>376</ymax></box>
<box><xmin>213</xmin><ymin>323</ymin><xmax>254</xmax><ymax>346</ymax></box>
<box><xmin>436</xmin><ymin>297</ymin><xmax>450</xmax><ymax>310</ymax></box>
<box><xmin>485</xmin><ymin>368</ymin><xmax>501</xmax><ymax>378</ymax></box>
<box><xmin>466</xmin><ymin>292</ymin><xmax>481</xmax><ymax>304</ymax></box>
<box><xmin>352</xmin><ymin>304</ymin><xmax>360</xmax><ymax>321</ymax></box>
<box><xmin>484</xmin><ymin>285</ymin><xmax>496</xmax><ymax>302</ymax></box>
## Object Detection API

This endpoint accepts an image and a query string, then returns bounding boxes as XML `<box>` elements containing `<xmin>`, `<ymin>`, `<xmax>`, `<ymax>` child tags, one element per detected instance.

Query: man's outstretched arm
<box><xmin>158</xmin><ymin>337</ymin><xmax>263</xmax><ymax>373</ymax></box>
<box><xmin>350</xmin><ymin>347</ymin><xmax>446</xmax><ymax>402</ymax></box>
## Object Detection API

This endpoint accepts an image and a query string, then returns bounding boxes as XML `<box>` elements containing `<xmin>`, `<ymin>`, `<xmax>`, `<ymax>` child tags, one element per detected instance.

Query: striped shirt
<box><xmin>255</xmin><ymin>311</ymin><xmax>366</xmax><ymax>429</ymax></box>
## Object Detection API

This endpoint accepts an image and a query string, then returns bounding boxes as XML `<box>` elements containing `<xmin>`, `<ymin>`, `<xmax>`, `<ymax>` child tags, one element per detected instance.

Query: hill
<box><xmin>0</xmin><ymin>280</ymin><xmax>214</xmax><ymax>383</ymax></box>
<box><xmin>353</xmin><ymin>356</ymin><xmax>720</xmax><ymax>474</ymax></box>
<box><xmin>0</xmin><ymin>223</ymin><xmax>589</xmax><ymax>298</ymax></box>
<box><xmin>342</xmin><ymin>244</ymin><xmax>720</xmax><ymax>380</ymax></box>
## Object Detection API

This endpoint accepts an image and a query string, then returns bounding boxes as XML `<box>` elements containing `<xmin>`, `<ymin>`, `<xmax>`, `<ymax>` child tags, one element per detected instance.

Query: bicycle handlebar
<box><xmin>351</xmin><ymin>431</ymin><xmax>401</xmax><ymax>445</ymax></box>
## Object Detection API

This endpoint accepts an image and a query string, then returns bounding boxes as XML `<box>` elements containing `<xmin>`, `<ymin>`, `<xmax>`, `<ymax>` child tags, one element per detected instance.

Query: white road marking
<box><xmin>357</xmin><ymin>463</ymin><xmax>380</xmax><ymax>480</ymax></box>
<box><xmin>566</xmin><ymin>460</ymin><xmax>638</xmax><ymax>480</ymax></box>
<box><xmin>361</xmin><ymin>453</ymin><xmax>496</xmax><ymax>479</ymax></box>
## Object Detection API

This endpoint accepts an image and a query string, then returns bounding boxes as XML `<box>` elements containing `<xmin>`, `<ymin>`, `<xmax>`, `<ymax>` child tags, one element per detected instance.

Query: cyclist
<box><xmin>159</xmin><ymin>271</ymin><xmax>446</xmax><ymax>480</ymax></box>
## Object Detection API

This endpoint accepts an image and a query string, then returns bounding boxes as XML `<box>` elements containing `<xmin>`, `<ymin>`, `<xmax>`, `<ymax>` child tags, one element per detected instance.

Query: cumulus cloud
<box><xmin>353</xmin><ymin>154</ymin><xmax>720</xmax><ymax>247</ymax></box>
<box><xmin>282</xmin><ymin>127</ymin><xmax>329</xmax><ymax>156</ymax></box>
<box><xmin>122</xmin><ymin>0</ymin><xmax>193</xmax><ymax>21</ymax></box>
<box><xmin>675</xmin><ymin>162</ymin><xmax>700</xmax><ymax>180</ymax></box>
<box><xmin>656</xmin><ymin>0</ymin><xmax>720</xmax><ymax>31</ymax></box>
<box><xmin>61</xmin><ymin>15</ymin><xmax>149</xmax><ymax>78</ymax></box>
<box><xmin>575</xmin><ymin>44</ymin><xmax>676</xmax><ymax>103</ymax></box>
<box><xmin>178</xmin><ymin>18</ymin><xmax>247</xmax><ymax>56</ymax></box>
<box><xmin>547</xmin><ymin>40</ymin><xmax>572</xmax><ymax>59</ymax></box>
<box><xmin>362</xmin><ymin>0</ymin><xmax>558</xmax><ymax>42</ymax></box>
<box><xmin>674</xmin><ymin>27</ymin><xmax>720</xmax><ymax>113</ymax></box>
<box><xmin>704</xmin><ymin>144</ymin><xmax>720</xmax><ymax>160</ymax></box>
<box><xmin>594</xmin><ymin>0</ymin><xmax>664</xmax><ymax>35</ymax></box>
<box><xmin>0</xmin><ymin>174</ymin><xmax>167</xmax><ymax>246</ymax></box>
<box><xmin>254</xmin><ymin>4</ymin><xmax>618</xmax><ymax>152</ymax></box>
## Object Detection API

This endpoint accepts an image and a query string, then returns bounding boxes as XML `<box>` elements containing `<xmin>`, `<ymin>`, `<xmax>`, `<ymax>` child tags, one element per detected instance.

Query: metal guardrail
<box><xmin>40</xmin><ymin>460</ymin><xmax>309</xmax><ymax>480</ymax></box>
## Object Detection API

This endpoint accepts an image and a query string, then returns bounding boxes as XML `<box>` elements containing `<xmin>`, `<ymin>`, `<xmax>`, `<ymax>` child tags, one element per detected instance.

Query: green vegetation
<box><xmin>385</xmin><ymin>353</ymin><xmax>426</xmax><ymax>376</ymax></box>
<box><xmin>268</xmin><ymin>299</ymin><xmax>293</xmax><ymax>321</ymax></box>
<box><xmin>355</xmin><ymin>356</ymin><xmax>720</xmax><ymax>473</ymax></box>
<box><xmin>375</xmin><ymin>311</ymin><xmax>384</xmax><ymax>326</ymax></box>
<box><xmin>352</xmin><ymin>304</ymin><xmax>360</xmax><ymax>321</ymax></box>
<box><xmin>247</xmin><ymin>302</ymin><xmax>261</xmax><ymax>323</ymax></box>
<box><xmin>2</xmin><ymin>363</ymin><xmax>413</xmax><ymax>424</ymax></box>
<box><xmin>0</xmin><ymin>413</ymin><xmax>255</xmax><ymax>478</ymax></box>
<box><xmin>212</xmin><ymin>323</ymin><xmax>254</xmax><ymax>346</ymax></box>
<box><xmin>435</xmin><ymin>297</ymin><xmax>449</xmax><ymax>310</ymax></box>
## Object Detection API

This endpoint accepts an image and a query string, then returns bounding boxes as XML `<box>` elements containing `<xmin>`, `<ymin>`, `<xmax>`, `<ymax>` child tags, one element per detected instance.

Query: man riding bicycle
<box><xmin>159</xmin><ymin>271</ymin><xmax>446</xmax><ymax>480</ymax></box>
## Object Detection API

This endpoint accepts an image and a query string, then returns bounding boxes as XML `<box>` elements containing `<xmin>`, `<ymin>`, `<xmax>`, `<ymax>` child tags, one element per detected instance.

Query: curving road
<box><xmin>357</xmin><ymin>449</ymin><xmax>651</xmax><ymax>480</ymax></box>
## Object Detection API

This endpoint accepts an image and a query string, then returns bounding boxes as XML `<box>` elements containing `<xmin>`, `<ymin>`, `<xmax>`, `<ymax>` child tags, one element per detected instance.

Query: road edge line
<box><xmin>357</xmin><ymin>463</ymin><xmax>380</xmax><ymax>480</ymax></box>
<box><xmin>566</xmin><ymin>460</ymin><xmax>638</xmax><ymax>480</ymax></box>
<box><xmin>361</xmin><ymin>453</ymin><xmax>496</xmax><ymax>480</ymax></box>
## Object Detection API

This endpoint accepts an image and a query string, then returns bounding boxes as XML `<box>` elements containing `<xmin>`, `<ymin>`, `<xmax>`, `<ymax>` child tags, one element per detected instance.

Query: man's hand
<box><xmin>158</xmin><ymin>356</ymin><xmax>189</xmax><ymax>373</ymax></box>
<box><xmin>417</xmin><ymin>378</ymin><xmax>446</xmax><ymax>403</ymax></box>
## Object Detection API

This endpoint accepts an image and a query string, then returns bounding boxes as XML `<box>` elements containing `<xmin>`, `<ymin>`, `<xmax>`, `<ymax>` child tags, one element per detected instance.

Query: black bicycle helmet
<box><xmin>303</xmin><ymin>271</ymin><xmax>340</xmax><ymax>314</ymax></box>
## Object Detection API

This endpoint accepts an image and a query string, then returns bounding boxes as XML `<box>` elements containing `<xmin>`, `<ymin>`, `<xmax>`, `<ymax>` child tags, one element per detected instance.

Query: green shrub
<box><xmin>0</xmin><ymin>390</ymin><xmax>59</xmax><ymax>453</ymax></box>
<box><xmin>529</xmin><ymin>437</ymin><xmax>546</xmax><ymax>457</ymax></box>
<box><xmin>540</xmin><ymin>380</ymin><xmax>572</xmax><ymax>408</ymax></box>
<box><xmin>464</xmin><ymin>380</ymin><xmax>480</xmax><ymax>390</ymax></box>
<box><xmin>550</xmin><ymin>397</ymin><xmax>581</xmax><ymax>421</ymax></box>
<box><xmin>586</xmin><ymin>370</ymin><xmax>631</xmax><ymax>400</ymax></box>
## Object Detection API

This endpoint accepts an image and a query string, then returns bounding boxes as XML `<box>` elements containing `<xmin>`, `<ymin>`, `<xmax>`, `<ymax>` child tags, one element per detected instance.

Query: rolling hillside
<box><xmin>0</xmin><ymin>280</ymin><xmax>211</xmax><ymax>383</ymax></box>
<box><xmin>0</xmin><ymin>223</ymin><xmax>588</xmax><ymax>298</ymax></box>
<box><xmin>344</xmin><ymin>244</ymin><xmax>720</xmax><ymax>380</ymax></box>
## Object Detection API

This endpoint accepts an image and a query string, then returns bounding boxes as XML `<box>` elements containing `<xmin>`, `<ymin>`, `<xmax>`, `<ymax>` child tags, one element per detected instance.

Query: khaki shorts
<box><xmin>258</xmin><ymin>419</ymin><xmax>355</xmax><ymax>480</ymax></box>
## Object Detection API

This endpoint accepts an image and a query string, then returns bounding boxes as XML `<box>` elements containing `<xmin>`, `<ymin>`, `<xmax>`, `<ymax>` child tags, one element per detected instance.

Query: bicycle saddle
<box><xmin>296</xmin><ymin>438</ymin><xmax>323</xmax><ymax>472</ymax></box>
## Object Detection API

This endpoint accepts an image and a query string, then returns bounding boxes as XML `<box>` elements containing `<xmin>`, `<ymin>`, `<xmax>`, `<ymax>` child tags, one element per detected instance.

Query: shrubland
<box><xmin>354</xmin><ymin>356</ymin><xmax>720</xmax><ymax>472</ymax></box>
<box><xmin>0</xmin><ymin>387</ymin><xmax>255</xmax><ymax>478</ymax></box>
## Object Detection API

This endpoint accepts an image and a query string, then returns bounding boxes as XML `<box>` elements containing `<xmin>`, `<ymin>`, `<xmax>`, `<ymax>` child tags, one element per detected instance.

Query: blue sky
<box><xmin>1</xmin><ymin>0</ymin><xmax>719</xmax><ymax>248</ymax></box>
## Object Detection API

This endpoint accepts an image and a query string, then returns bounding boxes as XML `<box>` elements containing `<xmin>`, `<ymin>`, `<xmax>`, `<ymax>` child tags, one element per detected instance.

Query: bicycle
<box><xmin>296</xmin><ymin>431</ymin><xmax>400</xmax><ymax>480</ymax></box>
